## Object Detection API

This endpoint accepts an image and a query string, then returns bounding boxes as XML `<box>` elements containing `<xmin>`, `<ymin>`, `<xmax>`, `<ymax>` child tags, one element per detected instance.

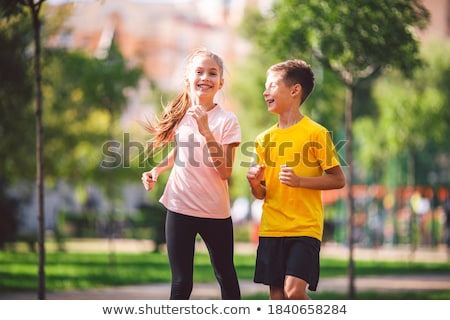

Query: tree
<box><xmin>241</xmin><ymin>0</ymin><xmax>429</xmax><ymax>298</ymax></box>
<box><xmin>4</xmin><ymin>0</ymin><xmax>48</xmax><ymax>300</ymax></box>
<box><xmin>0</xmin><ymin>0</ymin><xmax>50</xmax><ymax>299</ymax></box>
<box><xmin>25</xmin><ymin>0</ymin><xmax>46</xmax><ymax>300</ymax></box>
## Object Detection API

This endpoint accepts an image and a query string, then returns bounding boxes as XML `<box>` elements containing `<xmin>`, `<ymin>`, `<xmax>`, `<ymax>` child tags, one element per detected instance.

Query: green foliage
<box><xmin>1</xmin><ymin>4</ymin><xmax>143</xmax><ymax>191</ymax></box>
<box><xmin>255</xmin><ymin>0</ymin><xmax>429</xmax><ymax>84</ymax></box>
<box><xmin>0</xmin><ymin>8</ymin><xmax>35</xmax><ymax>247</ymax></box>
<box><xmin>354</xmin><ymin>41</ymin><xmax>450</xmax><ymax>185</ymax></box>
<box><xmin>0</xmin><ymin>10</ymin><xmax>35</xmax><ymax>184</ymax></box>
<box><xmin>239</xmin><ymin>0</ymin><xmax>431</xmax><ymax>140</ymax></box>
<box><xmin>31</xmin><ymin>39</ymin><xmax>143</xmax><ymax>192</ymax></box>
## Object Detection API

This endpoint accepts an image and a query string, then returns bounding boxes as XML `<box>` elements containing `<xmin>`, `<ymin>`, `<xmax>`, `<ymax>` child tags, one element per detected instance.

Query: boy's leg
<box><xmin>254</xmin><ymin>237</ymin><xmax>286</xmax><ymax>298</ymax></box>
<box><xmin>269</xmin><ymin>286</ymin><xmax>285</xmax><ymax>299</ymax></box>
<box><xmin>284</xmin><ymin>275</ymin><xmax>310</xmax><ymax>300</ymax></box>
<box><xmin>269</xmin><ymin>276</ymin><xmax>309</xmax><ymax>300</ymax></box>
<box><xmin>284</xmin><ymin>237</ymin><xmax>321</xmax><ymax>300</ymax></box>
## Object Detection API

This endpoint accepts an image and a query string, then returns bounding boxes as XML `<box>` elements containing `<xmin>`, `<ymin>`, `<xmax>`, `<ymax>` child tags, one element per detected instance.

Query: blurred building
<box><xmin>46</xmin><ymin>0</ymin><xmax>449</xmax><ymax>85</ymax></box>
<box><xmin>46</xmin><ymin>0</ymin><xmax>253</xmax><ymax>91</ymax></box>
<box><xmin>418</xmin><ymin>0</ymin><xmax>450</xmax><ymax>41</ymax></box>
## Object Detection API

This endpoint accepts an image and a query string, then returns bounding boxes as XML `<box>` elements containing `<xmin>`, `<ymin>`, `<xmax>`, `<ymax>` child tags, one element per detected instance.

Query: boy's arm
<box><xmin>279</xmin><ymin>165</ymin><xmax>345</xmax><ymax>190</ymax></box>
<box><xmin>247</xmin><ymin>164</ymin><xmax>266</xmax><ymax>199</ymax></box>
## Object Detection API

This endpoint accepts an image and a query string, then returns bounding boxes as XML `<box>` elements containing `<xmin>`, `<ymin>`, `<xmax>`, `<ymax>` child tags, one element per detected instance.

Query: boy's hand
<box><xmin>279</xmin><ymin>165</ymin><xmax>299</xmax><ymax>187</ymax></box>
<box><xmin>247</xmin><ymin>164</ymin><xmax>265</xmax><ymax>185</ymax></box>
<box><xmin>247</xmin><ymin>164</ymin><xmax>266</xmax><ymax>199</ymax></box>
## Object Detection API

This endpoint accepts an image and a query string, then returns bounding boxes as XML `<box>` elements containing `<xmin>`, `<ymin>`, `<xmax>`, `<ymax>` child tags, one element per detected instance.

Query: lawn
<box><xmin>1</xmin><ymin>248</ymin><xmax>449</xmax><ymax>300</ymax></box>
<box><xmin>246</xmin><ymin>290</ymin><xmax>450</xmax><ymax>300</ymax></box>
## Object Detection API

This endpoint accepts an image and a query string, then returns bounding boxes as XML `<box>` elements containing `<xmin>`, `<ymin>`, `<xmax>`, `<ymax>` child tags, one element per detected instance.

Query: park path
<box><xmin>2</xmin><ymin>274</ymin><xmax>450</xmax><ymax>300</ymax></box>
<box><xmin>1</xmin><ymin>240</ymin><xmax>449</xmax><ymax>300</ymax></box>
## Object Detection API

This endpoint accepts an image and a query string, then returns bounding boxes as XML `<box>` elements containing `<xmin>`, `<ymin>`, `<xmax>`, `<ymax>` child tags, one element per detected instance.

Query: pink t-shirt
<box><xmin>159</xmin><ymin>104</ymin><xmax>241</xmax><ymax>219</ymax></box>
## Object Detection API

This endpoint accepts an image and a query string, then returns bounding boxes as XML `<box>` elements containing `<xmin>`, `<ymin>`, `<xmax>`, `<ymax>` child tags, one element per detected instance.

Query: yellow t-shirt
<box><xmin>255</xmin><ymin>116</ymin><xmax>341</xmax><ymax>241</ymax></box>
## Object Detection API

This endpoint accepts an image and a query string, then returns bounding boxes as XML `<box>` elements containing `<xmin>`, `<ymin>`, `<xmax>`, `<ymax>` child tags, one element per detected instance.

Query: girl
<box><xmin>141</xmin><ymin>49</ymin><xmax>241</xmax><ymax>300</ymax></box>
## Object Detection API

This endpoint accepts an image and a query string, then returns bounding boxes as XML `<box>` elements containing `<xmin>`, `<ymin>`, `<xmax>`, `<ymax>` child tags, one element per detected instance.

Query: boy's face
<box><xmin>263</xmin><ymin>70</ymin><xmax>297</xmax><ymax>115</ymax></box>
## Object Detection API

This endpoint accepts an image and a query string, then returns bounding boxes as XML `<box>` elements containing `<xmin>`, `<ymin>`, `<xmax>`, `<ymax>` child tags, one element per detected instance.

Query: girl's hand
<box><xmin>142</xmin><ymin>169</ymin><xmax>158</xmax><ymax>191</ymax></box>
<box><xmin>187</xmin><ymin>105</ymin><xmax>211</xmax><ymax>137</ymax></box>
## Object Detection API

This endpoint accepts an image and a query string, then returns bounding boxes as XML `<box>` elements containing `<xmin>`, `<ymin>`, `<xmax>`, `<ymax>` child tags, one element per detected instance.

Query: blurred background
<box><xmin>1</xmin><ymin>0</ymin><xmax>449</xmax><ymax>257</ymax></box>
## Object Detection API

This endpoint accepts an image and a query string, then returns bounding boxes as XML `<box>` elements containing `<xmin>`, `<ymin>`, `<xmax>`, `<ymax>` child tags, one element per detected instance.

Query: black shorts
<box><xmin>253</xmin><ymin>236</ymin><xmax>321</xmax><ymax>291</ymax></box>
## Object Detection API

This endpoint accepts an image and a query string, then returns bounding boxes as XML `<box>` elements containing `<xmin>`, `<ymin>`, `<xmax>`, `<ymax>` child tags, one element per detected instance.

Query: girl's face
<box><xmin>186</xmin><ymin>55</ymin><xmax>223</xmax><ymax>104</ymax></box>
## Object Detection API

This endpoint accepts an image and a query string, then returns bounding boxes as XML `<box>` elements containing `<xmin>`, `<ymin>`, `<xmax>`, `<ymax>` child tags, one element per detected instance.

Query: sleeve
<box><xmin>317</xmin><ymin>129</ymin><xmax>341</xmax><ymax>171</ymax></box>
<box><xmin>254</xmin><ymin>140</ymin><xmax>264</xmax><ymax>166</ymax></box>
<box><xmin>255</xmin><ymin>140</ymin><xmax>266</xmax><ymax>182</ymax></box>
<box><xmin>222</xmin><ymin>112</ymin><xmax>241</xmax><ymax>146</ymax></box>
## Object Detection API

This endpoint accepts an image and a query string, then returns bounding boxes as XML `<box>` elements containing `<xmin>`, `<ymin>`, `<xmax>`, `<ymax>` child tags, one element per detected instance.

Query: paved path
<box><xmin>2</xmin><ymin>275</ymin><xmax>450</xmax><ymax>300</ymax></box>
<box><xmin>1</xmin><ymin>241</ymin><xmax>449</xmax><ymax>300</ymax></box>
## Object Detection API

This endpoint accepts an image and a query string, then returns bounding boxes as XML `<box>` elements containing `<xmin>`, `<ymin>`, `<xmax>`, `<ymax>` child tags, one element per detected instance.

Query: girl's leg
<box><xmin>165</xmin><ymin>211</ymin><xmax>197</xmax><ymax>299</ymax></box>
<box><xmin>199</xmin><ymin>217</ymin><xmax>241</xmax><ymax>299</ymax></box>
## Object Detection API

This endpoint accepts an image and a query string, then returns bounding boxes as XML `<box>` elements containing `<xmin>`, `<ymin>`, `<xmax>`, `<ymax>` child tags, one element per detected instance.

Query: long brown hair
<box><xmin>142</xmin><ymin>48</ymin><xmax>224</xmax><ymax>152</ymax></box>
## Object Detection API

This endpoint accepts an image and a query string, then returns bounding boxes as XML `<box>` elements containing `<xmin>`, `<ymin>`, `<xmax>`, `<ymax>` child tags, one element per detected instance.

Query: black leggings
<box><xmin>165</xmin><ymin>210</ymin><xmax>241</xmax><ymax>300</ymax></box>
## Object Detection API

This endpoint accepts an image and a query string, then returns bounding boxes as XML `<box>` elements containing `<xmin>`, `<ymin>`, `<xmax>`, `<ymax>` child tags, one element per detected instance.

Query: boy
<box><xmin>247</xmin><ymin>59</ymin><xmax>345</xmax><ymax>299</ymax></box>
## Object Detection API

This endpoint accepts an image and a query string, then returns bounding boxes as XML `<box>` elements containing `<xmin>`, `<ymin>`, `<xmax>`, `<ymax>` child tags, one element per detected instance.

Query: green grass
<box><xmin>320</xmin><ymin>258</ymin><xmax>450</xmax><ymax>277</ymax></box>
<box><xmin>1</xmin><ymin>250</ymin><xmax>449</xmax><ymax>297</ymax></box>
<box><xmin>0</xmin><ymin>251</ymin><xmax>254</xmax><ymax>291</ymax></box>
<box><xmin>244</xmin><ymin>290</ymin><xmax>450</xmax><ymax>300</ymax></box>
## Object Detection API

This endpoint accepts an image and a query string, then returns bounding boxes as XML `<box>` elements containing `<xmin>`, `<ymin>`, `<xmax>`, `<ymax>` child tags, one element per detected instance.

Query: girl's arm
<box><xmin>203</xmin><ymin>133</ymin><xmax>238</xmax><ymax>180</ymax></box>
<box><xmin>186</xmin><ymin>105</ymin><xmax>239</xmax><ymax>180</ymax></box>
<box><xmin>142</xmin><ymin>148</ymin><xmax>177</xmax><ymax>191</ymax></box>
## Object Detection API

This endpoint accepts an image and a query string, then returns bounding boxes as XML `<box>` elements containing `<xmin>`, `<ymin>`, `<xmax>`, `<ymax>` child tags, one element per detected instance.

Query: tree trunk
<box><xmin>345</xmin><ymin>85</ymin><xmax>356</xmax><ymax>299</ymax></box>
<box><xmin>28</xmin><ymin>0</ymin><xmax>45</xmax><ymax>300</ymax></box>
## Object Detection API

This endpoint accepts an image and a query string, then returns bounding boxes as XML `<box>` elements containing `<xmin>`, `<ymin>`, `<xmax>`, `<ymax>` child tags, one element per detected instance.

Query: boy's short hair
<box><xmin>268</xmin><ymin>59</ymin><xmax>315</xmax><ymax>104</ymax></box>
